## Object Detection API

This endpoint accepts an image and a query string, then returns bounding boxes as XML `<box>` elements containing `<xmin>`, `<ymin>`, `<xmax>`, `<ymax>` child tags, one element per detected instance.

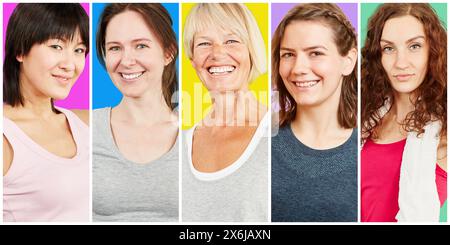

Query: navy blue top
<box><xmin>271</xmin><ymin>124</ymin><xmax>358</xmax><ymax>222</ymax></box>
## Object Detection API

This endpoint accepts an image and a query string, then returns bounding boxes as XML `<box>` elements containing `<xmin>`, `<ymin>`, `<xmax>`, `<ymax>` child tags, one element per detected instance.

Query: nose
<box><xmin>210</xmin><ymin>43</ymin><xmax>226</xmax><ymax>60</ymax></box>
<box><xmin>291</xmin><ymin>53</ymin><xmax>310</xmax><ymax>76</ymax></box>
<box><xmin>394</xmin><ymin>48</ymin><xmax>409</xmax><ymax>70</ymax></box>
<box><xmin>120</xmin><ymin>47</ymin><xmax>137</xmax><ymax>67</ymax></box>
<box><xmin>58</xmin><ymin>51</ymin><xmax>76</xmax><ymax>72</ymax></box>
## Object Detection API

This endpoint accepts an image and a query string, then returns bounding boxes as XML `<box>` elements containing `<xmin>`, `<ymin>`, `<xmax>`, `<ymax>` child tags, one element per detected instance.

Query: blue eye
<box><xmin>197</xmin><ymin>42</ymin><xmax>210</xmax><ymax>47</ymax></box>
<box><xmin>225</xmin><ymin>40</ymin><xmax>239</xmax><ymax>44</ymax></box>
<box><xmin>136</xmin><ymin>44</ymin><xmax>149</xmax><ymax>49</ymax></box>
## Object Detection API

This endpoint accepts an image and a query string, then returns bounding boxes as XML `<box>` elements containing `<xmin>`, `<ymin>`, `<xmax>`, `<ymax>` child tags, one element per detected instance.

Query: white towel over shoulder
<box><xmin>396</xmin><ymin>120</ymin><xmax>441</xmax><ymax>222</ymax></box>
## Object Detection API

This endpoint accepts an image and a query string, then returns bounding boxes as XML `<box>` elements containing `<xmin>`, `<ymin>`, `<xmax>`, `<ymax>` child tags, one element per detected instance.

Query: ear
<box><xmin>16</xmin><ymin>54</ymin><xmax>24</xmax><ymax>63</ymax></box>
<box><xmin>342</xmin><ymin>48</ymin><xmax>357</xmax><ymax>76</ymax></box>
<box><xmin>164</xmin><ymin>51</ymin><xmax>174</xmax><ymax>66</ymax></box>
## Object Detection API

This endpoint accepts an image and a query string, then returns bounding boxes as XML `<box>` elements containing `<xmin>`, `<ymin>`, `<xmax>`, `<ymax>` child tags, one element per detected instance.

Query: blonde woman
<box><xmin>182</xmin><ymin>3</ymin><xmax>268</xmax><ymax>222</ymax></box>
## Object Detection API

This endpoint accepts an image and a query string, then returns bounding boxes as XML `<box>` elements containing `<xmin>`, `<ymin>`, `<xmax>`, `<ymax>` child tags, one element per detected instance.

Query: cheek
<box><xmin>415</xmin><ymin>52</ymin><xmax>429</xmax><ymax>73</ymax></box>
<box><xmin>191</xmin><ymin>55</ymin><xmax>205</xmax><ymax>72</ymax></box>
<box><xmin>140</xmin><ymin>51</ymin><xmax>164</xmax><ymax>69</ymax></box>
<box><xmin>75</xmin><ymin>57</ymin><xmax>86</xmax><ymax>73</ymax></box>
<box><xmin>310</xmin><ymin>59</ymin><xmax>337</xmax><ymax>79</ymax></box>
<box><xmin>232</xmin><ymin>46</ymin><xmax>250</xmax><ymax>65</ymax></box>
<box><xmin>278</xmin><ymin>60</ymin><xmax>292</xmax><ymax>80</ymax></box>
<box><xmin>381</xmin><ymin>55</ymin><xmax>393</xmax><ymax>73</ymax></box>
<box><xmin>105</xmin><ymin>55</ymin><xmax>120</xmax><ymax>73</ymax></box>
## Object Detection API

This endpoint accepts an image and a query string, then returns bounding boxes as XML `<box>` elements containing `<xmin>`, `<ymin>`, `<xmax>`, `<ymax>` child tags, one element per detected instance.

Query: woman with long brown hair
<box><xmin>92</xmin><ymin>3</ymin><xmax>179</xmax><ymax>222</ymax></box>
<box><xmin>361</xmin><ymin>3</ymin><xmax>447</xmax><ymax>222</ymax></box>
<box><xmin>271</xmin><ymin>3</ymin><xmax>358</xmax><ymax>222</ymax></box>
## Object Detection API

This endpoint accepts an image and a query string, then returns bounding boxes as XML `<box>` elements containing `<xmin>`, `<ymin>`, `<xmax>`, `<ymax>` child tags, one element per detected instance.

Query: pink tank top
<box><xmin>3</xmin><ymin>108</ymin><xmax>90</xmax><ymax>222</ymax></box>
<box><xmin>361</xmin><ymin>138</ymin><xmax>447</xmax><ymax>222</ymax></box>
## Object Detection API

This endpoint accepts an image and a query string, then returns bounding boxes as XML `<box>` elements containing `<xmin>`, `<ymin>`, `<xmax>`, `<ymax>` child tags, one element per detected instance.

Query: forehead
<box><xmin>281</xmin><ymin>20</ymin><xmax>335</xmax><ymax>47</ymax></box>
<box><xmin>194</xmin><ymin>25</ymin><xmax>238</xmax><ymax>40</ymax></box>
<box><xmin>381</xmin><ymin>15</ymin><xmax>425</xmax><ymax>42</ymax></box>
<box><xmin>105</xmin><ymin>10</ymin><xmax>154</xmax><ymax>41</ymax></box>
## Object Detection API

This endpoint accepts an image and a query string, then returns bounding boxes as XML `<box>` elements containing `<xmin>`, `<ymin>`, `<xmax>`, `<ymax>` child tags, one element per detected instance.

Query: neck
<box><xmin>16</xmin><ymin>82</ymin><xmax>56</xmax><ymax>119</ymax></box>
<box><xmin>392</xmin><ymin>92</ymin><xmax>415</xmax><ymax>121</ymax></box>
<box><xmin>206</xmin><ymin>90</ymin><xmax>266</xmax><ymax>127</ymax></box>
<box><xmin>293</xmin><ymin>100</ymin><xmax>342</xmax><ymax>138</ymax></box>
<box><xmin>114</xmin><ymin>91</ymin><xmax>175</xmax><ymax>124</ymax></box>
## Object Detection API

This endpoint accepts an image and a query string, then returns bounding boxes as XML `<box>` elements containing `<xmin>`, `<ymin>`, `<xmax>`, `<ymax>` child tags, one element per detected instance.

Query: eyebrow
<box><xmin>105</xmin><ymin>38</ymin><xmax>152</xmax><ymax>45</ymax></box>
<box><xmin>380</xmin><ymin>35</ymin><xmax>426</xmax><ymax>44</ymax></box>
<box><xmin>280</xmin><ymin>45</ymin><xmax>328</xmax><ymax>52</ymax></box>
<box><xmin>48</xmin><ymin>38</ymin><xmax>86</xmax><ymax>46</ymax></box>
<box><xmin>195</xmin><ymin>33</ymin><xmax>239</xmax><ymax>41</ymax></box>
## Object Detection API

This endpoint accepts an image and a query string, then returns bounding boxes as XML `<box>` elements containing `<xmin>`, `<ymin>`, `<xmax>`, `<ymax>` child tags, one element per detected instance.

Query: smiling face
<box><xmin>105</xmin><ymin>10</ymin><xmax>171</xmax><ymax>98</ymax></box>
<box><xmin>380</xmin><ymin>15</ymin><xmax>429</xmax><ymax>97</ymax></box>
<box><xmin>279</xmin><ymin>20</ymin><xmax>352</xmax><ymax>108</ymax></box>
<box><xmin>18</xmin><ymin>31</ymin><xmax>86</xmax><ymax>100</ymax></box>
<box><xmin>190</xmin><ymin>26</ymin><xmax>251</xmax><ymax>93</ymax></box>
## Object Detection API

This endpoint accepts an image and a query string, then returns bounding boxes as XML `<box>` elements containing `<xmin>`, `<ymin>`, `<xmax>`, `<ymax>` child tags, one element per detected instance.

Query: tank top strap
<box><xmin>55</xmin><ymin>107</ymin><xmax>89</xmax><ymax>151</ymax></box>
<box><xmin>3</xmin><ymin>116</ymin><xmax>30</xmax><ymax>150</ymax></box>
<box><xmin>3</xmin><ymin>116</ymin><xmax>39</xmax><ymax>185</ymax></box>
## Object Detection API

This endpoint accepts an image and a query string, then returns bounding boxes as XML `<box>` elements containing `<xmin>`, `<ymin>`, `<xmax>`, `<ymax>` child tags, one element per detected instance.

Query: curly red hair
<box><xmin>361</xmin><ymin>3</ymin><xmax>447</xmax><ymax>140</ymax></box>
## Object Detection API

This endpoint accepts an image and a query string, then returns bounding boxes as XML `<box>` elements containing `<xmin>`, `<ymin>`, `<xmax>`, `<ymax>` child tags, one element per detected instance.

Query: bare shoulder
<box><xmin>71</xmin><ymin>109</ymin><xmax>90</xmax><ymax>126</ymax></box>
<box><xmin>437</xmin><ymin>135</ymin><xmax>447</xmax><ymax>172</ymax></box>
<box><xmin>3</xmin><ymin>104</ymin><xmax>15</xmax><ymax>118</ymax></box>
<box><xmin>3</xmin><ymin>135</ymin><xmax>13</xmax><ymax>176</ymax></box>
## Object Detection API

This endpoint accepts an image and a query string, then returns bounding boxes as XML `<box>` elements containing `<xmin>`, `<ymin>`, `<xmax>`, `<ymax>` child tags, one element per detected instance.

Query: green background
<box><xmin>361</xmin><ymin>3</ymin><xmax>447</xmax><ymax>45</ymax></box>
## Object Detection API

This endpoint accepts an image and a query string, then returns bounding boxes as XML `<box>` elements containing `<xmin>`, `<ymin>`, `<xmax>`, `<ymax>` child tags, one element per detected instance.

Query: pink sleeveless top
<box><xmin>3</xmin><ymin>108</ymin><xmax>90</xmax><ymax>222</ymax></box>
<box><xmin>361</xmin><ymin>138</ymin><xmax>447</xmax><ymax>222</ymax></box>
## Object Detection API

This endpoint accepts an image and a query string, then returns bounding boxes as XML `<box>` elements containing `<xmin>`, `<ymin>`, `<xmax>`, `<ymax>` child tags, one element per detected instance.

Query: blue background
<box><xmin>92</xmin><ymin>3</ymin><xmax>179</xmax><ymax>109</ymax></box>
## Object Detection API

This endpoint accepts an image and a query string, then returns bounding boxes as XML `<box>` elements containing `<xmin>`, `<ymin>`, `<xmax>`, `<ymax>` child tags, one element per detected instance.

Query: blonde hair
<box><xmin>183</xmin><ymin>3</ymin><xmax>266</xmax><ymax>82</ymax></box>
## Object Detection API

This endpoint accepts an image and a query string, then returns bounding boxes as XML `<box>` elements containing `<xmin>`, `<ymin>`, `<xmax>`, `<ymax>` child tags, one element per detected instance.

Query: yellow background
<box><xmin>181</xmin><ymin>3</ymin><xmax>269</xmax><ymax>129</ymax></box>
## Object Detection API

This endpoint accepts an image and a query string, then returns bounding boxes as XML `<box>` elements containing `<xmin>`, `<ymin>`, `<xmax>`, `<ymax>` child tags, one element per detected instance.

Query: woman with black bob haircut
<box><xmin>3</xmin><ymin>3</ymin><xmax>90</xmax><ymax>222</ymax></box>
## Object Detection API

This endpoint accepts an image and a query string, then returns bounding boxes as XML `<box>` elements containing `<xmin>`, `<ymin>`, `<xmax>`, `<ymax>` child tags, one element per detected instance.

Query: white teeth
<box><xmin>208</xmin><ymin>66</ymin><xmax>235</xmax><ymax>74</ymax></box>
<box><xmin>54</xmin><ymin>75</ymin><xmax>68</xmax><ymax>81</ymax></box>
<box><xmin>121</xmin><ymin>72</ymin><xmax>143</xmax><ymax>80</ymax></box>
<box><xmin>294</xmin><ymin>80</ymin><xmax>319</xmax><ymax>88</ymax></box>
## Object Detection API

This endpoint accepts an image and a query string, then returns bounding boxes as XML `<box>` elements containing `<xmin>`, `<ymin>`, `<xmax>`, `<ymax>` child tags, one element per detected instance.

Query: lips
<box><xmin>119</xmin><ymin>72</ymin><xmax>144</xmax><ymax>81</ymax></box>
<box><xmin>52</xmin><ymin>74</ymin><xmax>72</xmax><ymax>85</ymax></box>
<box><xmin>291</xmin><ymin>80</ymin><xmax>320</xmax><ymax>88</ymax></box>
<box><xmin>394</xmin><ymin>73</ymin><xmax>414</xmax><ymax>81</ymax></box>
<box><xmin>207</xmin><ymin>65</ymin><xmax>236</xmax><ymax>75</ymax></box>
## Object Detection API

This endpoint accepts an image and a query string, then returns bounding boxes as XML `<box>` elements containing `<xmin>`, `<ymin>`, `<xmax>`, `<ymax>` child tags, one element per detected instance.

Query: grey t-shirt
<box><xmin>92</xmin><ymin>107</ymin><xmax>179</xmax><ymax>222</ymax></box>
<box><xmin>182</xmin><ymin>114</ymin><xmax>269</xmax><ymax>222</ymax></box>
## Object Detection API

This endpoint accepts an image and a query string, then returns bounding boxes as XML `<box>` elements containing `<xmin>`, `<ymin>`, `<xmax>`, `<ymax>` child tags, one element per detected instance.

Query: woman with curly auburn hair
<box><xmin>271</xmin><ymin>3</ymin><xmax>358</xmax><ymax>222</ymax></box>
<box><xmin>361</xmin><ymin>3</ymin><xmax>447</xmax><ymax>222</ymax></box>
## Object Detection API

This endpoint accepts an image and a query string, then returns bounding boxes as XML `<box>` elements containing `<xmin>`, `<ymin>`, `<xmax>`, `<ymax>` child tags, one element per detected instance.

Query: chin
<box><xmin>121</xmin><ymin>89</ymin><xmax>145</xmax><ymax>98</ymax></box>
<box><xmin>295</xmin><ymin>97</ymin><xmax>321</xmax><ymax>107</ymax></box>
<box><xmin>392</xmin><ymin>85</ymin><xmax>418</xmax><ymax>95</ymax></box>
<box><xmin>50</xmin><ymin>91</ymin><xmax>71</xmax><ymax>100</ymax></box>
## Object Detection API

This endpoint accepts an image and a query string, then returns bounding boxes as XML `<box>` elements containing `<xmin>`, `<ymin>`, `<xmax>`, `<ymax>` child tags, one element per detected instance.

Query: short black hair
<box><xmin>3</xmin><ymin>3</ymin><xmax>89</xmax><ymax>106</ymax></box>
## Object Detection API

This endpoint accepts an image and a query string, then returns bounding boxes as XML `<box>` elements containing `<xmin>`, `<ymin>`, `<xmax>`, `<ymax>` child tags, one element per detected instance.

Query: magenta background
<box><xmin>3</xmin><ymin>3</ymin><xmax>90</xmax><ymax>109</ymax></box>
